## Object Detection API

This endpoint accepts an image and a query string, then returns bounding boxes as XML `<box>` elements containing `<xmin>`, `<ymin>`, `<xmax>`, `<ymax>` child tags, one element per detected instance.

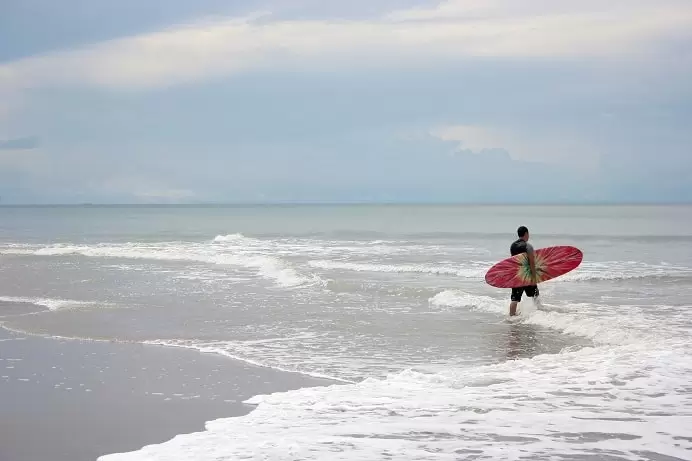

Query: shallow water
<box><xmin>1</xmin><ymin>204</ymin><xmax>691</xmax><ymax>459</ymax></box>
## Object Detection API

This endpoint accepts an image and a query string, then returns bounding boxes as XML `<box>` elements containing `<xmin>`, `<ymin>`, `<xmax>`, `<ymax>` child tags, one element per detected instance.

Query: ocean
<box><xmin>1</xmin><ymin>204</ymin><xmax>691</xmax><ymax>460</ymax></box>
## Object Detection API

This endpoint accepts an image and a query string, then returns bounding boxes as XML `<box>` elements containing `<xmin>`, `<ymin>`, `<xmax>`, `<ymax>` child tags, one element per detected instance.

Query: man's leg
<box><xmin>509</xmin><ymin>301</ymin><xmax>518</xmax><ymax>316</ymax></box>
<box><xmin>509</xmin><ymin>288</ymin><xmax>522</xmax><ymax>316</ymax></box>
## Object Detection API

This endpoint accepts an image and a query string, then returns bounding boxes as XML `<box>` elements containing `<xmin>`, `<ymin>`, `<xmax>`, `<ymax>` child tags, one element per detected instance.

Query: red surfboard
<box><xmin>485</xmin><ymin>245</ymin><xmax>583</xmax><ymax>288</ymax></box>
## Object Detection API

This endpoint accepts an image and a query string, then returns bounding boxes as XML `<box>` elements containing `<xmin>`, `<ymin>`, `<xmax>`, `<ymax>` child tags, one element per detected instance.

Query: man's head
<box><xmin>517</xmin><ymin>226</ymin><xmax>529</xmax><ymax>241</ymax></box>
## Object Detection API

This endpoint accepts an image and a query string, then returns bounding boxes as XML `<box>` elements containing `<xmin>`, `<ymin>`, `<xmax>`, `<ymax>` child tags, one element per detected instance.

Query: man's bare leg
<box><xmin>509</xmin><ymin>301</ymin><xmax>518</xmax><ymax>316</ymax></box>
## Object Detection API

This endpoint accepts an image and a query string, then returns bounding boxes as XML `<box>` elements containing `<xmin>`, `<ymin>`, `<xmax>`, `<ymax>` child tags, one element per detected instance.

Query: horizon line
<box><xmin>1</xmin><ymin>200</ymin><xmax>692</xmax><ymax>207</ymax></box>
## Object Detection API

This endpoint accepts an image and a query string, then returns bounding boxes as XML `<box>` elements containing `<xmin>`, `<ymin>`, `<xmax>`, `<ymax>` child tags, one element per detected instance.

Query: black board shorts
<box><xmin>511</xmin><ymin>285</ymin><xmax>539</xmax><ymax>302</ymax></box>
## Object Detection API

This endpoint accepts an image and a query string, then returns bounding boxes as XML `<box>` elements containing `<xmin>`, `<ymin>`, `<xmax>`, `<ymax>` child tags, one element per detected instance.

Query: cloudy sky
<box><xmin>1</xmin><ymin>0</ymin><xmax>691</xmax><ymax>204</ymax></box>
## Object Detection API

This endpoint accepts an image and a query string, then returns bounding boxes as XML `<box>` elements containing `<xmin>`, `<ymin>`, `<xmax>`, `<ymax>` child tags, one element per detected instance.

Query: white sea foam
<box><xmin>3</xmin><ymin>241</ymin><xmax>321</xmax><ymax>289</ymax></box>
<box><xmin>308</xmin><ymin>258</ymin><xmax>692</xmax><ymax>283</ymax></box>
<box><xmin>212</xmin><ymin>233</ymin><xmax>248</xmax><ymax>243</ymax></box>
<box><xmin>428</xmin><ymin>290</ymin><xmax>670</xmax><ymax>346</ymax></box>
<box><xmin>0</xmin><ymin>248</ymin><xmax>41</xmax><ymax>255</ymax></box>
<box><xmin>214</xmin><ymin>253</ymin><xmax>320</xmax><ymax>288</ymax></box>
<box><xmin>99</xmin><ymin>339</ymin><xmax>692</xmax><ymax>461</ymax></box>
<box><xmin>213</xmin><ymin>233</ymin><xmax>460</xmax><ymax>259</ymax></box>
<box><xmin>429</xmin><ymin>289</ymin><xmax>506</xmax><ymax>314</ymax></box>
<box><xmin>144</xmin><ymin>337</ymin><xmax>353</xmax><ymax>384</ymax></box>
<box><xmin>0</xmin><ymin>235</ymin><xmax>491</xmax><ymax>288</ymax></box>
<box><xmin>142</xmin><ymin>325</ymin><xmax>450</xmax><ymax>384</ymax></box>
<box><xmin>4</xmin><ymin>239</ymin><xmax>690</xmax><ymax>284</ymax></box>
<box><xmin>0</xmin><ymin>296</ymin><xmax>102</xmax><ymax>311</ymax></box>
<box><xmin>561</xmin><ymin>261</ymin><xmax>692</xmax><ymax>282</ymax></box>
<box><xmin>309</xmin><ymin>260</ymin><xmax>487</xmax><ymax>278</ymax></box>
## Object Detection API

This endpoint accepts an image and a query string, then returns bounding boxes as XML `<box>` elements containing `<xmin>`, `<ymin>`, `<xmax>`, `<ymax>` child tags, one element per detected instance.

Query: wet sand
<box><xmin>0</xmin><ymin>318</ymin><xmax>334</xmax><ymax>461</ymax></box>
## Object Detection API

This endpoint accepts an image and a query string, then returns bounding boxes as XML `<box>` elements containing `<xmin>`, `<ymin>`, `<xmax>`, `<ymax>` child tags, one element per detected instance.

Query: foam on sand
<box><xmin>97</xmin><ymin>285</ymin><xmax>692</xmax><ymax>461</ymax></box>
<box><xmin>143</xmin><ymin>336</ymin><xmax>354</xmax><ymax>384</ymax></box>
<box><xmin>98</xmin><ymin>339</ymin><xmax>692</xmax><ymax>461</ymax></box>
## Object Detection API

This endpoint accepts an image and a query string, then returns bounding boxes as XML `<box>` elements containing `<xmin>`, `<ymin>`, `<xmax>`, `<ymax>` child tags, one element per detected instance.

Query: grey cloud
<box><xmin>2</xmin><ymin>34</ymin><xmax>690</xmax><ymax>204</ymax></box>
<box><xmin>2</xmin><ymin>129</ymin><xmax>596</xmax><ymax>204</ymax></box>
<box><xmin>0</xmin><ymin>0</ymin><xmax>247</xmax><ymax>62</ymax></box>
<box><xmin>0</xmin><ymin>0</ymin><xmax>432</xmax><ymax>63</ymax></box>
<box><xmin>0</xmin><ymin>136</ymin><xmax>40</xmax><ymax>150</ymax></box>
<box><xmin>454</xmin><ymin>148</ymin><xmax>513</xmax><ymax>163</ymax></box>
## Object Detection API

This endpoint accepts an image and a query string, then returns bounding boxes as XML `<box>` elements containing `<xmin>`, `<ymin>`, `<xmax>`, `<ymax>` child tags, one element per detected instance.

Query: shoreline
<box><xmin>0</xmin><ymin>319</ymin><xmax>337</xmax><ymax>461</ymax></box>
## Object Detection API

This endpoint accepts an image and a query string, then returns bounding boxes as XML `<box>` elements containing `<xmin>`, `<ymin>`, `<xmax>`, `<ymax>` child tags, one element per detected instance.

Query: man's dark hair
<box><xmin>517</xmin><ymin>226</ymin><xmax>529</xmax><ymax>237</ymax></box>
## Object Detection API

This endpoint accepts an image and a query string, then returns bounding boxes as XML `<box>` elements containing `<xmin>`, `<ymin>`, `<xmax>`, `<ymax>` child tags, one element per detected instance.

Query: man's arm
<box><xmin>527</xmin><ymin>244</ymin><xmax>537</xmax><ymax>283</ymax></box>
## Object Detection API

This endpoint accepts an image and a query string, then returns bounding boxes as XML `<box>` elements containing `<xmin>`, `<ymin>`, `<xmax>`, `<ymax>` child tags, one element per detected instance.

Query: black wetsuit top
<box><xmin>510</xmin><ymin>238</ymin><xmax>532</xmax><ymax>256</ymax></box>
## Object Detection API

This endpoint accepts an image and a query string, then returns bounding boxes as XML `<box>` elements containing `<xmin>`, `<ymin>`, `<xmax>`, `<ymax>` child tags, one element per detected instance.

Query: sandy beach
<box><xmin>0</xmin><ymin>311</ymin><xmax>335</xmax><ymax>461</ymax></box>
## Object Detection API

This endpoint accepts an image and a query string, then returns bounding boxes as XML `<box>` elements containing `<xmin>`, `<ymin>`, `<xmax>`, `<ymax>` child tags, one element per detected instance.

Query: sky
<box><xmin>1</xmin><ymin>0</ymin><xmax>691</xmax><ymax>204</ymax></box>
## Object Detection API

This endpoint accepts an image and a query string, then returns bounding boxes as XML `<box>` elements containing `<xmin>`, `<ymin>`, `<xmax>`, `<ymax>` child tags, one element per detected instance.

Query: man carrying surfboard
<box><xmin>508</xmin><ymin>226</ymin><xmax>538</xmax><ymax>316</ymax></box>
<box><xmin>485</xmin><ymin>230</ymin><xmax>583</xmax><ymax>312</ymax></box>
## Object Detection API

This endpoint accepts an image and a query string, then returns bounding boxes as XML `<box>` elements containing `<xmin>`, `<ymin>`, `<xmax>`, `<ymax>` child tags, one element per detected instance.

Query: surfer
<box><xmin>509</xmin><ymin>226</ymin><xmax>539</xmax><ymax>316</ymax></box>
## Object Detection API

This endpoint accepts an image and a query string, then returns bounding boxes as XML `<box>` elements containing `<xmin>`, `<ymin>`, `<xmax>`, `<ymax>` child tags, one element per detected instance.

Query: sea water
<box><xmin>0</xmin><ymin>204</ymin><xmax>691</xmax><ymax>460</ymax></box>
